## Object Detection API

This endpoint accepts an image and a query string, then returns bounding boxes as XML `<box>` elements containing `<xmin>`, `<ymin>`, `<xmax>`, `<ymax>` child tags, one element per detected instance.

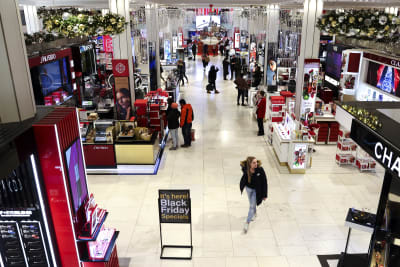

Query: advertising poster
<box><xmin>301</xmin><ymin>59</ymin><xmax>320</xmax><ymax>116</ymax></box>
<box><xmin>173</xmin><ymin>36</ymin><xmax>178</xmax><ymax>53</ymax></box>
<box><xmin>178</xmin><ymin>32</ymin><xmax>183</xmax><ymax>47</ymax></box>
<box><xmin>266</xmin><ymin>58</ymin><xmax>277</xmax><ymax>86</ymax></box>
<box><xmin>234</xmin><ymin>32</ymin><xmax>240</xmax><ymax>49</ymax></box>
<box><xmin>293</xmin><ymin>144</ymin><xmax>307</xmax><ymax>169</ymax></box>
<box><xmin>65</xmin><ymin>139</ymin><xmax>88</xmax><ymax>212</ymax></box>
<box><xmin>102</xmin><ymin>35</ymin><xmax>113</xmax><ymax>53</ymax></box>
<box><xmin>164</xmin><ymin>39</ymin><xmax>171</xmax><ymax>61</ymax></box>
<box><xmin>115</xmin><ymin>77</ymin><xmax>132</xmax><ymax>120</ymax></box>
<box><xmin>158</xmin><ymin>190</ymin><xmax>191</xmax><ymax>224</ymax></box>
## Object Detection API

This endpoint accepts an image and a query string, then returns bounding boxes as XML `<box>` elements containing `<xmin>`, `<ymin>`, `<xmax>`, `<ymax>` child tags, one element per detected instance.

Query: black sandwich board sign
<box><xmin>158</xmin><ymin>189</ymin><xmax>193</xmax><ymax>260</ymax></box>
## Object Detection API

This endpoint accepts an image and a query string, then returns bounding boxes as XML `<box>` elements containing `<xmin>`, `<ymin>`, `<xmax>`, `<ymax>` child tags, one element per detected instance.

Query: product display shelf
<box><xmin>267</xmin><ymin>96</ymin><xmax>286</xmax><ymax>145</ymax></box>
<box><xmin>77</xmin><ymin>212</ymin><xmax>109</xmax><ymax>242</ymax></box>
<box><xmin>81</xmin><ymin>231</ymin><xmax>120</xmax><ymax>262</ymax></box>
<box><xmin>355</xmin><ymin>147</ymin><xmax>376</xmax><ymax>172</ymax></box>
<box><xmin>335</xmin><ymin>129</ymin><xmax>356</xmax><ymax>166</ymax></box>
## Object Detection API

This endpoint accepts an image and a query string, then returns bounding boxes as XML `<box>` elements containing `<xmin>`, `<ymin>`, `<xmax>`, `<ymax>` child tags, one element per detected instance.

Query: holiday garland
<box><xmin>35</xmin><ymin>7</ymin><xmax>126</xmax><ymax>39</ymax></box>
<box><xmin>317</xmin><ymin>9</ymin><xmax>400</xmax><ymax>43</ymax></box>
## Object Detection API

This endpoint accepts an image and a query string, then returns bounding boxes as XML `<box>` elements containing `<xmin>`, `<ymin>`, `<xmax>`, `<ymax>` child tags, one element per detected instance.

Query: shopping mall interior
<box><xmin>1</xmin><ymin>0</ymin><xmax>400</xmax><ymax>267</ymax></box>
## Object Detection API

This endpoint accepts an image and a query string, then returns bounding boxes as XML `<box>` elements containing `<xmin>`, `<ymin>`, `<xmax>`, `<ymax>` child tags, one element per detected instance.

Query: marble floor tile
<box><xmin>86</xmin><ymin>56</ymin><xmax>383</xmax><ymax>266</ymax></box>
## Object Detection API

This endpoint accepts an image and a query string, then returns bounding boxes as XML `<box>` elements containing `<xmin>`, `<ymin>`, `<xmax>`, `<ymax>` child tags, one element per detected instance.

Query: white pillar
<box><xmin>294</xmin><ymin>0</ymin><xmax>323</xmax><ymax>118</ymax></box>
<box><xmin>109</xmin><ymin>0</ymin><xmax>135</xmax><ymax>101</ymax></box>
<box><xmin>263</xmin><ymin>5</ymin><xmax>280</xmax><ymax>86</ymax></box>
<box><xmin>23</xmin><ymin>5</ymin><xmax>40</xmax><ymax>34</ymax></box>
<box><xmin>0</xmin><ymin>0</ymin><xmax>36</xmax><ymax>123</ymax></box>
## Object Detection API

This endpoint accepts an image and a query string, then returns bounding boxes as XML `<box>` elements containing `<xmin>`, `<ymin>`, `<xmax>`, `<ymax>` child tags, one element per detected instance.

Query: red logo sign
<box><xmin>112</xmin><ymin>59</ymin><xmax>129</xmax><ymax>77</ymax></box>
<box><xmin>103</xmin><ymin>35</ymin><xmax>113</xmax><ymax>53</ymax></box>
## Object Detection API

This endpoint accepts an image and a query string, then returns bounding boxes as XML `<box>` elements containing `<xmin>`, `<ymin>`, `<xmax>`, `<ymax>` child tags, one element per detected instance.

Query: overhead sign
<box><xmin>158</xmin><ymin>190</ymin><xmax>191</xmax><ymax>224</ymax></box>
<box><xmin>364</xmin><ymin>52</ymin><xmax>400</xmax><ymax>69</ymax></box>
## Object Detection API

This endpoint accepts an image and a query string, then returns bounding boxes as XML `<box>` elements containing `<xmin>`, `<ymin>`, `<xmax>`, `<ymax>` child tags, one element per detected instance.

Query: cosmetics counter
<box><xmin>334</xmin><ymin>101</ymin><xmax>400</xmax><ymax>267</ymax></box>
<box><xmin>80</xmin><ymin>119</ymin><xmax>161</xmax><ymax>169</ymax></box>
<box><xmin>0</xmin><ymin>107</ymin><xmax>120</xmax><ymax>267</ymax></box>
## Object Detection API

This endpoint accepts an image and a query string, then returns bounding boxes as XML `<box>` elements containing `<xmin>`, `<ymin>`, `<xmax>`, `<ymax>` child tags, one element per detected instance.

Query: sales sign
<box><xmin>158</xmin><ymin>190</ymin><xmax>191</xmax><ymax>224</ymax></box>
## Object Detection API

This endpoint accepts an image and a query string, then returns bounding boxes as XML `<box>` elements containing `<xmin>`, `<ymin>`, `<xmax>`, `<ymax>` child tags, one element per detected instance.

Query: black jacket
<box><xmin>208</xmin><ymin>68</ymin><xmax>219</xmax><ymax>83</ymax></box>
<box><xmin>167</xmin><ymin>109</ymin><xmax>180</xmax><ymax>130</ymax></box>
<box><xmin>223</xmin><ymin>58</ymin><xmax>230</xmax><ymax>74</ymax></box>
<box><xmin>239</xmin><ymin>162</ymin><xmax>268</xmax><ymax>206</ymax></box>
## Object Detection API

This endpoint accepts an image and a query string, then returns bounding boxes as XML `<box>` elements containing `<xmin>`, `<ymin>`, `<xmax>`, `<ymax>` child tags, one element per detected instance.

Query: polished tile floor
<box><xmin>88</xmin><ymin>55</ymin><xmax>385</xmax><ymax>267</ymax></box>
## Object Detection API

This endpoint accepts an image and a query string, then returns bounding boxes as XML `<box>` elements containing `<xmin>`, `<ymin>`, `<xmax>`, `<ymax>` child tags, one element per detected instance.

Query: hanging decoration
<box><xmin>317</xmin><ymin>9</ymin><xmax>400</xmax><ymax>43</ymax></box>
<box><xmin>35</xmin><ymin>7</ymin><xmax>127</xmax><ymax>39</ymax></box>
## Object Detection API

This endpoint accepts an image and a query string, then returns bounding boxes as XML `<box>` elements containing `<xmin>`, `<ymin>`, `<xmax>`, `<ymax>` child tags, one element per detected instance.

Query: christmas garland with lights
<box><xmin>36</xmin><ymin>7</ymin><xmax>126</xmax><ymax>38</ymax></box>
<box><xmin>317</xmin><ymin>9</ymin><xmax>400</xmax><ymax>42</ymax></box>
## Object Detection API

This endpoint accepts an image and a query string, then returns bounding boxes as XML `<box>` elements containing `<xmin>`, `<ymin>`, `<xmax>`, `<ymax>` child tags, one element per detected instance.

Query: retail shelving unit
<box><xmin>335</xmin><ymin>132</ymin><xmax>357</xmax><ymax>166</ymax></box>
<box><xmin>266</xmin><ymin>96</ymin><xmax>285</xmax><ymax>144</ymax></box>
<box><xmin>335</xmin><ymin>128</ymin><xmax>376</xmax><ymax>172</ymax></box>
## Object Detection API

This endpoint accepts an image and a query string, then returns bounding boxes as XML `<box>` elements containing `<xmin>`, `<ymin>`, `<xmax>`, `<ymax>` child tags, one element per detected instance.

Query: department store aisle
<box><xmin>88</xmin><ymin>55</ymin><xmax>384</xmax><ymax>267</ymax></box>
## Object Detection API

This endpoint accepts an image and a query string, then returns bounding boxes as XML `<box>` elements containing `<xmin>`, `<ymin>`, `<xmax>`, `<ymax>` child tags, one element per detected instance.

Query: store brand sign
<box><xmin>351</xmin><ymin>119</ymin><xmax>400</xmax><ymax>178</ymax></box>
<box><xmin>364</xmin><ymin>52</ymin><xmax>400</xmax><ymax>70</ymax></box>
<box><xmin>375</xmin><ymin>142</ymin><xmax>400</xmax><ymax>177</ymax></box>
<box><xmin>93</xmin><ymin>146</ymin><xmax>110</xmax><ymax>150</ymax></box>
<box><xmin>40</xmin><ymin>54</ymin><xmax>56</xmax><ymax>64</ymax></box>
<box><xmin>112</xmin><ymin>59</ymin><xmax>129</xmax><ymax>77</ymax></box>
<box><xmin>158</xmin><ymin>190</ymin><xmax>191</xmax><ymax>224</ymax></box>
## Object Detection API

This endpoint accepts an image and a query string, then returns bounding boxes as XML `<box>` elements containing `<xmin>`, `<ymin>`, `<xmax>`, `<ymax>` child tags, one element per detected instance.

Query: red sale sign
<box><xmin>112</xmin><ymin>59</ymin><xmax>129</xmax><ymax>77</ymax></box>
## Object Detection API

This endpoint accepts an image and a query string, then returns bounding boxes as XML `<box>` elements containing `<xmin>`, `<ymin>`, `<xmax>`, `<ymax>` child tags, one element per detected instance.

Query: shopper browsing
<box><xmin>191</xmin><ymin>43</ymin><xmax>197</xmax><ymax>60</ymax></box>
<box><xmin>240</xmin><ymin>156</ymin><xmax>268</xmax><ymax>234</ymax></box>
<box><xmin>202</xmin><ymin>54</ymin><xmax>210</xmax><ymax>72</ymax></box>
<box><xmin>179</xmin><ymin>99</ymin><xmax>194</xmax><ymax>148</ymax></box>
<box><xmin>167</xmin><ymin>103</ymin><xmax>181</xmax><ymax>150</ymax></box>
<box><xmin>256</xmin><ymin>91</ymin><xmax>266</xmax><ymax>136</ymax></box>
<box><xmin>223</xmin><ymin>56</ymin><xmax>230</xmax><ymax>80</ymax></box>
<box><xmin>234</xmin><ymin>75</ymin><xmax>249</xmax><ymax>106</ymax></box>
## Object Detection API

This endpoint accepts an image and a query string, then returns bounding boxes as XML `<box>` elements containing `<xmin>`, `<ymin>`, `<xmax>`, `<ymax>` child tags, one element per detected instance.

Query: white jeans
<box><xmin>170</xmin><ymin>128</ymin><xmax>179</xmax><ymax>148</ymax></box>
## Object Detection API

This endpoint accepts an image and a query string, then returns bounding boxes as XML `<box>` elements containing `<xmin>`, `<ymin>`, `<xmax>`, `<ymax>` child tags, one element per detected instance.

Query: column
<box><xmin>23</xmin><ymin>5</ymin><xmax>40</xmax><ymax>34</ymax></box>
<box><xmin>0</xmin><ymin>0</ymin><xmax>36</xmax><ymax>123</ymax></box>
<box><xmin>263</xmin><ymin>5</ymin><xmax>279</xmax><ymax>86</ymax></box>
<box><xmin>294</xmin><ymin>0</ymin><xmax>323</xmax><ymax>118</ymax></box>
<box><xmin>109</xmin><ymin>0</ymin><xmax>135</xmax><ymax>101</ymax></box>
<box><xmin>145</xmin><ymin>4</ymin><xmax>160</xmax><ymax>90</ymax></box>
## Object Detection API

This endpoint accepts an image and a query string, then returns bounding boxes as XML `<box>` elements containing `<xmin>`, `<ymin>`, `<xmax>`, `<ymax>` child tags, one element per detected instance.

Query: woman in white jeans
<box><xmin>167</xmin><ymin>103</ymin><xmax>180</xmax><ymax>150</ymax></box>
<box><xmin>239</xmin><ymin>156</ymin><xmax>268</xmax><ymax>233</ymax></box>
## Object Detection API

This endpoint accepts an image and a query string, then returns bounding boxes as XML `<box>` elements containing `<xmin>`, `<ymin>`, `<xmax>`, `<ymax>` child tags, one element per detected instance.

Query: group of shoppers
<box><xmin>166</xmin><ymin>98</ymin><xmax>194</xmax><ymax>150</ymax></box>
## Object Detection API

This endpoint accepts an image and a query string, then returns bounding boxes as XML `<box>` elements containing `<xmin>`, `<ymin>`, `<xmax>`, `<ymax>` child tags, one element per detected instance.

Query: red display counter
<box><xmin>83</xmin><ymin>144</ymin><xmax>116</xmax><ymax>168</ymax></box>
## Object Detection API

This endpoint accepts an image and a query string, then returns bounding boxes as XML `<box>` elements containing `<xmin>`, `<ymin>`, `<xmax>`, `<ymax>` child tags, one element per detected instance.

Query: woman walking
<box><xmin>239</xmin><ymin>156</ymin><xmax>268</xmax><ymax>234</ymax></box>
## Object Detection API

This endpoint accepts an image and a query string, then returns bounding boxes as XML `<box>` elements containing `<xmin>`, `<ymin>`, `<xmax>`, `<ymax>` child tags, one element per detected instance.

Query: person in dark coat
<box><xmin>239</xmin><ymin>156</ymin><xmax>268</xmax><ymax>234</ymax></box>
<box><xmin>203</xmin><ymin>43</ymin><xmax>209</xmax><ymax>56</ymax></box>
<box><xmin>222</xmin><ymin>56</ymin><xmax>230</xmax><ymax>80</ymax></box>
<box><xmin>252</xmin><ymin>65</ymin><xmax>262</xmax><ymax>88</ymax></box>
<box><xmin>230</xmin><ymin>54</ymin><xmax>237</xmax><ymax>80</ymax></box>
<box><xmin>207</xmin><ymin>65</ymin><xmax>220</xmax><ymax>94</ymax></box>
<box><xmin>191</xmin><ymin>43</ymin><xmax>197</xmax><ymax>60</ymax></box>
<box><xmin>256</xmin><ymin>91</ymin><xmax>266</xmax><ymax>136</ymax></box>
<box><xmin>167</xmin><ymin>103</ymin><xmax>181</xmax><ymax>150</ymax></box>
<box><xmin>219</xmin><ymin>42</ymin><xmax>224</xmax><ymax>56</ymax></box>
<box><xmin>234</xmin><ymin>75</ymin><xmax>250</xmax><ymax>106</ymax></box>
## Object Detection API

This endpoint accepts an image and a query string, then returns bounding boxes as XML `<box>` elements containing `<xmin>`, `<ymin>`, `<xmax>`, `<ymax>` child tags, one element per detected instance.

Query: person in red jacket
<box><xmin>256</xmin><ymin>91</ymin><xmax>266</xmax><ymax>136</ymax></box>
<box><xmin>179</xmin><ymin>99</ymin><xmax>194</xmax><ymax>147</ymax></box>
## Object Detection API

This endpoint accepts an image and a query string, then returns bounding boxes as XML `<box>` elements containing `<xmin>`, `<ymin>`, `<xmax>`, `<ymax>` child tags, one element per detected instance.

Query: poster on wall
<box><xmin>164</xmin><ymin>39</ymin><xmax>171</xmax><ymax>61</ymax></box>
<box><xmin>301</xmin><ymin>59</ymin><xmax>320</xmax><ymax>116</ymax></box>
<box><xmin>115</xmin><ymin>77</ymin><xmax>131</xmax><ymax>120</ymax></box>
<box><xmin>293</xmin><ymin>144</ymin><xmax>307</xmax><ymax>169</ymax></box>
<box><xmin>178</xmin><ymin>32</ymin><xmax>183</xmax><ymax>47</ymax></box>
<box><xmin>234</xmin><ymin>32</ymin><xmax>240</xmax><ymax>49</ymax></box>
<box><xmin>266</xmin><ymin>58</ymin><xmax>277</xmax><ymax>86</ymax></box>
<box><xmin>173</xmin><ymin>36</ymin><xmax>178</xmax><ymax>53</ymax></box>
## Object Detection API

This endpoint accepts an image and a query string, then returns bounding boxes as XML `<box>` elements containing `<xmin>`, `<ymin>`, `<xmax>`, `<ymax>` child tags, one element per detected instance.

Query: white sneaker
<box><xmin>243</xmin><ymin>222</ymin><xmax>249</xmax><ymax>234</ymax></box>
<box><xmin>251</xmin><ymin>212</ymin><xmax>257</xmax><ymax>221</ymax></box>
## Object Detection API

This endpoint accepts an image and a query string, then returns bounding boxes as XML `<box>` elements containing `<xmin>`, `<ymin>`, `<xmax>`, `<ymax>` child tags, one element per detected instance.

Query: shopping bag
<box><xmin>206</xmin><ymin>83</ymin><xmax>214</xmax><ymax>91</ymax></box>
<box><xmin>191</xmin><ymin>129</ymin><xmax>195</xmax><ymax>141</ymax></box>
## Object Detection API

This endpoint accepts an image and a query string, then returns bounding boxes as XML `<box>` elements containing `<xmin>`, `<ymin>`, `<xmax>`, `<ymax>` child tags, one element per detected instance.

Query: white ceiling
<box><xmin>18</xmin><ymin>0</ymin><xmax>400</xmax><ymax>8</ymax></box>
